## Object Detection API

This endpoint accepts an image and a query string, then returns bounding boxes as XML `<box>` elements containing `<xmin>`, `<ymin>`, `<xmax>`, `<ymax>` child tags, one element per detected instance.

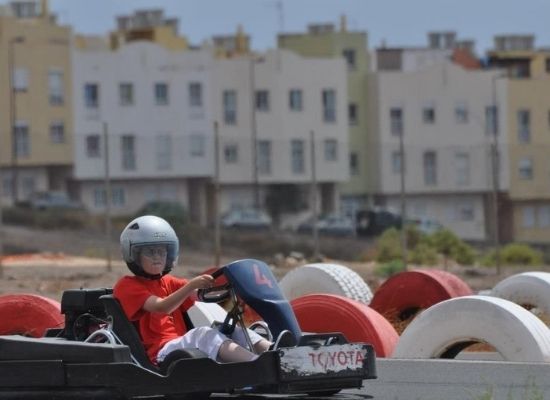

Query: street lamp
<box><xmin>8</xmin><ymin>36</ymin><xmax>25</xmax><ymax>204</ymax></box>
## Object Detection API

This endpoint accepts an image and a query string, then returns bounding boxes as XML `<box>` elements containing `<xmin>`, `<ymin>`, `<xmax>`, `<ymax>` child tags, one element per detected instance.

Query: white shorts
<box><xmin>156</xmin><ymin>325</ymin><xmax>265</xmax><ymax>363</ymax></box>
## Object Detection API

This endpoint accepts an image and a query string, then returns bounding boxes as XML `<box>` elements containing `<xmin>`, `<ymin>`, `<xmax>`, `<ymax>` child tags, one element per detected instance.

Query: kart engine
<box><xmin>60</xmin><ymin>288</ymin><xmax>113</xmax><ymax>341</ymax></box>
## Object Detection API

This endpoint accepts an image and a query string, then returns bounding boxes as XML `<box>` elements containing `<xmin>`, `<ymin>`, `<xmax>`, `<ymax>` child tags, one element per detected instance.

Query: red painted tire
<box><xmin>0</xmin><ymin>294</ymin><xmax>63</xmax><ymax>337</ymax></box>
<box><xmin>370</xmin><ymin>269</ymin><xmax>472</xmax><ymax>326</ymax></box>
<box><xmin>291</xmin><ymin>294</ymin><xmax>399</xmax><ymax>357</ymax></box>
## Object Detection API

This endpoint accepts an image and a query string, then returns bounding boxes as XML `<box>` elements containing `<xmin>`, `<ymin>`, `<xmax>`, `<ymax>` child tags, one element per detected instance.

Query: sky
<box><xmin>25</xmin><ymin>0</ymin><xmax>550</xmax><ymax>55</ymax></box>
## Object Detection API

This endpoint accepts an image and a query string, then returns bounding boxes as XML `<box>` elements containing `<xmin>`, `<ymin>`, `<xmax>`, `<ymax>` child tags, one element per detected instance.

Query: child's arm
<box><xmin>143</xmin><ymin>274</ymin><xmax>214</xmax><ymax>314</ymax></box>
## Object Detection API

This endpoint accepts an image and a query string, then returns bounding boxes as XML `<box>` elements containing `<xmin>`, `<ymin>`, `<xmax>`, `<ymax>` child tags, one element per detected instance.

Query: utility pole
<box><xmin>103</xmin><ymin>122</ymin><xmax>112</xmax><ymax>272</ymax></box>
<box><xmin>213</xmin><ymin>122</ymin><xmax>221</xmax><ymax>267</ymax></box>
<box><xmin>8</xmin><ymin>37</ymin><xmax>24</xmax><ymax>204</ymax></box>
<box><xmin>399</xmin><ymin>129</ymin><xmax>407</xmax><ymax>269</ymax></box>
<box><xmin>249</xmin><ymin>57</ymin><xmax>260</xmax><ymax>209</ymax></box>
<box><xmin>0</xmin><ymin>157</ymin><xmax>4</xmax><ymax>278</ymax></box>
<box><xmin>491</xmin><ymin>74</ymin><xmax>501</xmax><ymax>275</ymax></box>
<box><xmin>310</xmin><ymin>130</ymin><xmax>320</xmax><ymax>260</ymax></box>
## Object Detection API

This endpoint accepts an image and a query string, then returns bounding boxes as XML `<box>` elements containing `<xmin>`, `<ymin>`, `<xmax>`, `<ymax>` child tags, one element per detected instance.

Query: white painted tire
<box><xmin>491</xmin><ymin>272</ymin><xmax>550</xmax><ymax>317</ymax></box>
<box><xmin>279</xmin><ymin>263</ymin><xmax>373</xmax><ymax>304</ymax></box>
<box><xmin>393</xmin><ymin>295</ymin><xmax>550</xmax><ymax>362</ymax></box>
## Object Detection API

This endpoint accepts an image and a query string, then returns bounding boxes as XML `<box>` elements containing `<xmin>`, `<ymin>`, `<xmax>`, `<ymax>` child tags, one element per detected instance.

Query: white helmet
<box><xmin>120</xmin><ymin>215</ymin><xmax>179</xmax><ymax>278</ymax></box>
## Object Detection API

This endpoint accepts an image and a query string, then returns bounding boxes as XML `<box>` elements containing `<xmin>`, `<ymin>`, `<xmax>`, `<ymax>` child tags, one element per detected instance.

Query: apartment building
<box><xmin>72</xmin><ymin>40</ymin><xmax>349</xmax><ymax>226</ymax></box>
<box><xmin>277</xmin><ymin>16</ymin><xmax>370</xmax><ymax>218</ymax></box>
<box><xmin>487</xmin><ymin>35</ymin><xmax>550</xmax><ymax>243</ymax></box>
<box><xmin>369</xmin><ymin>32</ymin><xmax>510</xmax><ymax>241</ymax></box>
<box><xmin>0</xmin><ymin>0</ymin><xmax>73</xmax><ymax>204</ymax></box>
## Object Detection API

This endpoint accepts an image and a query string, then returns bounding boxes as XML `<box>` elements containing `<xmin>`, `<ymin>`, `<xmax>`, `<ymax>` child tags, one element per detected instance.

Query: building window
<box><xmin>350</xmin><ymin>152</ymin><xmax>359</xmax><ymax>176</ymax></box>
<box><xmin>522</xmin><ymin>206</ymin><xmax>535</xmax><ymax>228</ymax></box>
<box><xmin>539</xmin><ymin>205</ymin><xmax>550</xmax><ymax>228</ymax></box>
<box><xmin>189</xmin><ymin>82</ymin><xmax>202</xmax><ymax>107</ymax></box>
<box><xmin>348</xmin><ymin>103</ymin><xmax>358</xmax><ymax>125</ymax></box>
<box><xmin>156</xmin><ymin>134</ymin><xmax>172</xmax><ymax>170</ymax></box>
<box><xmin>21</xmin><ymin>176</ymin><xmax>35</xmax><ymax>198</ymax></box>
<box><xmin>84</xmin><ymin>83</ymin><xmax>99</xmax><ymax>108</ymax></box>
<box><xmin>342</xmin><ymin>48</ymin><xmax>356</xmax><ymax>70</ymax></box>
<box><xmin>422</xmin><ymin>103</ymin><xmax>435</xmax><ymax>124</ymax></box>
<box><xmin>13</xmin><ymin>67</ymin><xmax>28</xmax><ymax>92</ymax></box>
<box><xmin>518</xmin><ymin>157</ymin><xmax>533</xmax><ymax>180</ymax></box>
<box><xmin>94</xmin><ymin>188</ymin><xmax>106</xmax><ymax>208</ymax></box>
<box><xmin>546</xmin><ymin>58</ymin><xmax>550</xmax><ymax>73</ymax></box>
<box><xmin>112</xmin><ymin>187</ymin><xmax>126</xmax><ymax>207</ymax></box>
<box><xmin>455</xmin><ymin>101</ymin><xmax>468</xmax><ymax>123</ymax></box>
<box><xmin>391</xmin><ymin>151</ymin><xmax>402</xmax><ymax>174</ymax></box>
<box><xmin>49</xmin><ymin>121</ymin><xmax>65</xmax><ymax>144</ymax></box>
<box><xmin>48</xmin><ymin>70</ymin><xmax>64</xmax><ymax>105</ymax></box>
<box><xmin>423</xmin><ymin>150</ymin><xmax>437</xmax><ymax>185</ymax></box>
<box><xmin>190</xmin><ymin>134</ymin><xmax>205</xmax><ymax>157</ymax></box>
<box><xmin>223</xmin><ymin>90</ymin><xmax>237</xmax><ymax>125</ymax></box>
<box><xmin>121</xmin><ymin>135</ymin><xmax>136</xmax><ymax>170</ymax></box>
<box><xmin>255</xmin><ymin>90</ymin><xmax>269</xmax><ymax>112</ymax></box>
<box><xmin>455</xmin><ymin>201</ymin><xmax>475</xmax><ymax>221</ymax></box>
<box><xmin>86</xmin><ymin>134</ymin><xmax>101</xmax><ymax>158</ymax></box>
<box><xmin>119</xmin><ymin>83</ymin><xmax>134</xmax><ymax>106</ymax></box>
<box><xmin>517</xmin><ymin>109</ymin><xmax>530</xmax><ymax>144</ymax></box>
<box><xmin>2</xmin><ymin>176</ymin><xmax>12</xmax><ymax>198</ymax></box>
<box><xmin>224</xmin><ymin>143</ymin><xmax>238</xmax><ymax>163</ymax></box>
<box><xmin>14</xmin><ymin>121</ymin><xmax>30</xmax><ymax>158</ymax></box>
<box><xmin>322</xmin><ymin>89</ymin><xmax>336</xmax><ymax>123</ymax></box>
<box><xmin>455</xmin><ymin>152</ymin><xmax>470</xmax><ymax>186</ymax></box>
<box><xmin>291</xmin><ymin>139</ymin><xmax>305</xmax><ymax>174</ymax></box>
<box><xmin>257</xmin><ymin>140</ymin><xmax>272</xmax><ymax>175</ymax></box>
<box><xmin>390</xmin><ymin>108</ymin><xmax>403</xmax><ymax>136</ymax></box>
<box><xmin>155</xmin><ymin>82</ymin><xmax>169</xmax><ymax>105</ymax></box>
<box><xmin>324</xmin><ymin>139</ymin><xmax>338</xmax><ymax>161</ymax></box>
<box><xmin>485</xmin><ymin>105</ymin><xmax>498</xmax><ymax>135</ymax></box>
<box><xmin>289</xmin><ymin>89</ymin><xmax>302</xmax><ymax>111</ymax></box>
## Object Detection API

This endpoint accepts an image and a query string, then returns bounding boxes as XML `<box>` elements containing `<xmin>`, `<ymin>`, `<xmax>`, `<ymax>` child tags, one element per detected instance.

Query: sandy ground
<box><xmin>0</xmin><ymin>224</ymin><xmax>541</xmax><ymax>304</ymax></box>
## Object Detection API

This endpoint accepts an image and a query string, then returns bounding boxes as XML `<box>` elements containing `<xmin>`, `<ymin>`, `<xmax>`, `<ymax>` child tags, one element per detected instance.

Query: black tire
<box><xmin>307</xmin><ymin>389</ymin><xmax>342</xmax><ymax>396</ymax></box>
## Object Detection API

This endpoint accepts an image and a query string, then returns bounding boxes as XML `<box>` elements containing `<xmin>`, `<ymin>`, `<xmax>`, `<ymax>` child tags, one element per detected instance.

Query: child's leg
<box><xmin>217</xmin><ymin>340</ymin><xmax>258</xmax><ymax>362</ymax></box>
<box><xmin>230</xmin><ymin>326</ymin><xmax>271</xmax><ymax>353</ymax></box>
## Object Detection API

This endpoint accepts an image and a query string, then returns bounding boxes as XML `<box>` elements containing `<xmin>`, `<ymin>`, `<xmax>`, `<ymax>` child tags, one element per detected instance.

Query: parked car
<box><xmin>297</xmin><ymin>214</ymin><xmax>356</xmax><ymax>237</ymax></box>
<box><xmin>20</xmin><ymin>191</ymin><xmax>84</xmax><ymax>211</ymax></box>
<box><xmin>355</xmin><ymin>208</ymin><xmax>402</xmax><ymax>237</ymax></box>
<box><xmin>406</xmin><ymin>217</ymin><xmax>444</xmax><ymax>235</ymax></box>
<box><xmin>221</xmin><ymin>209</ymin><xmax>272</xmax><ymax>230</ymax></box>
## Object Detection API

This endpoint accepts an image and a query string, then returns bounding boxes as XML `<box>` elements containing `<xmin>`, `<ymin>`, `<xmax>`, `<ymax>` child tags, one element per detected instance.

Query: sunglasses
<box><xmin>141</xmin><ymin>247</ymin><xmax>168</xmax><ymax>258</ymax></box>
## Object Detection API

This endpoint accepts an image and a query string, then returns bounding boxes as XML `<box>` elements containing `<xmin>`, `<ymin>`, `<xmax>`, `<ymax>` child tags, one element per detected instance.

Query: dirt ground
<box><xmin>0</xmin><ymin>224</ymin><xmax>543</xmax><ymax>303</ymax></box>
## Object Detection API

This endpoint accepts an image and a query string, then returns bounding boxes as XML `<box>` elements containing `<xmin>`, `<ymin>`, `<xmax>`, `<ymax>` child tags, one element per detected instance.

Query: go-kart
<box><xmin>0</xmin><ymin>259</ymin><xmax>376</xmax><ymax>399</ymax></box>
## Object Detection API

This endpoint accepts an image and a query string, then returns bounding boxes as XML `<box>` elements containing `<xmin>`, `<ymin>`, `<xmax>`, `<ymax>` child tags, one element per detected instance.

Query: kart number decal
<box><xmin>253</xmin><ymin>263</ymin><xmax>273</xmax><ymax>288</ymax></box>
<box><xmin>279</xmin><ymin>343</ymin><xmax>367</xmax><ymax>375</ymax></box>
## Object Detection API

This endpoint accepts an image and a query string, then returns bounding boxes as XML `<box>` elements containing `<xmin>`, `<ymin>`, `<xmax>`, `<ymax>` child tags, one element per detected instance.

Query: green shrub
<box><xmin>2</xmin><ymin>207</ymin><xmax>87</xmax><ymax>230</ymax></box>
<box><xmin>134</xmin><ymin>201</ymin><xmax>187</xmax><ymax>236</ymax></box>
<box><xmin>375</xmin><ymin>259</ymin><xmax>405</xmax><ymax>278</ymax></box>
<box><xmin>375</xmin><ymin>228</ymin><xmax>402</xmax><ymax>263</ymax></box>
<box><xmin>482</xmin><ymin>243</ymin><xmax>543</xmax><ymax>267</ymax></box>
<box><xmin>430</xmin><ymin>229</ymin><xmax>476</xmax><ymax>266</ymax></box>
<box><xmin>409</xmin><ymin>242</ymin><xmax>439</xmax><ymax>265</ymax></box>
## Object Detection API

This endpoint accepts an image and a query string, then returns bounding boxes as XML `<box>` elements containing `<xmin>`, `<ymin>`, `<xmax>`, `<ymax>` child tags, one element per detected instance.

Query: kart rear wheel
<box><xmin>0</xmin><ymin>293</ymin><xmax>63</xmax><ymax>337</ymax></box>
<box><xmin>291</xmin><ymin>294</ymin><xmax>398</xmax><ymax>357</ymax></box>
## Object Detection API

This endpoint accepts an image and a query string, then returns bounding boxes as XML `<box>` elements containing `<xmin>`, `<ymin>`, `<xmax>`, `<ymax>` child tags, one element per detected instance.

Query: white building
<box><xmin>368</xmin><ymin>57</ymin><xmax>509</xmax><ymax>240</ymax></box>
<box><xmin>72</xmin><ymin>43</ymin><xmax>349</xmax><ymax>226</ymax></box>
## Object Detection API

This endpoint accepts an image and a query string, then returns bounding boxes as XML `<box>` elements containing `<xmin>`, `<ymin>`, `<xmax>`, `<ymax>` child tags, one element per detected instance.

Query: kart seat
<box><xmin>99</xmin><ymin>295</ymin><xmax>208</xmax><ymax>374</ymax></box>
<box><xmin>99</xmin><ymin>294</ymin><xmax>158</xmax><ymax>372</ymax></box>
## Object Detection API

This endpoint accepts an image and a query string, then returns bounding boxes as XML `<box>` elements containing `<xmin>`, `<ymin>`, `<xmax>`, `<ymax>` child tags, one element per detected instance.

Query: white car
<box><xmin>221</xmin><ymin>209</ymin><xmax>272</xmax><ymax>230</ymax></box>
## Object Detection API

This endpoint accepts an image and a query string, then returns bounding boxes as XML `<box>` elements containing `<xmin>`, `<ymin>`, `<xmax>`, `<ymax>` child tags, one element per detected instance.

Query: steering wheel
<box><xmin>197</xmin><ymin>267</ymin><xmax>231</xmax><ymax>303</ymax></box>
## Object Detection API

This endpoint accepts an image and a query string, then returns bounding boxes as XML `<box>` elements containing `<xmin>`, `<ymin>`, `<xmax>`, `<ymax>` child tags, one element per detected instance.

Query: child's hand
<box><xmin>189</xmin><ymin>274</ymin><xmax>214</xmax><ymax>290</ymax></box>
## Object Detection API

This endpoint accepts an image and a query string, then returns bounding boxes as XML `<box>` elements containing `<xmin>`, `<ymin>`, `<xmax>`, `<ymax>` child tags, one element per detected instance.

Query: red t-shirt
<box><xmin>113</xmin><ymin>274</ymin><xmax>195</xmax><ymax>363</ymax></box>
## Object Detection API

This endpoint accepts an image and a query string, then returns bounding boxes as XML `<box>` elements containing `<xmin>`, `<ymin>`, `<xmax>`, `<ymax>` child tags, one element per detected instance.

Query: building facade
<box><xmin>0</xmin><ymin>0</ymin><xmax>74</xmax><ymax>204</ymax></box>
<box><xmin>487</xmin><ymin>35</ymin><xmax>550</xmax><ymax>243</ymax></box>
<box><xmin>72</xmin><ymin>41</ymin><xmax>349</xmax><ymax>227</ymax></box>
<box><xmin>277</xmin><ymin>17</ymin><xmax>370</xmax><ymax>218</ymax></box>
<box><xmin>369</xmin><ymin>42</ymin><xmax>510</xmax><ymax>240</ymax></box>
